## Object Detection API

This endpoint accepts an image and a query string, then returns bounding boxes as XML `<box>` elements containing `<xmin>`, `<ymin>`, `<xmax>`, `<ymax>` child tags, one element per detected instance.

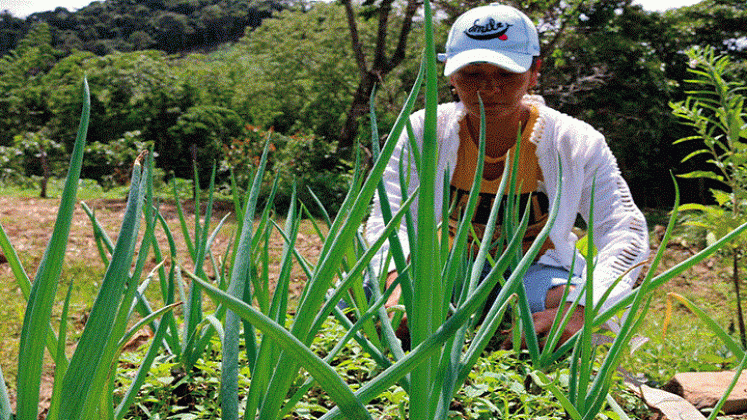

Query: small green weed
<box><xmin>115</xmin><ymin>319</ymin><xmax>639</xmax><ymax>419</ymax></box>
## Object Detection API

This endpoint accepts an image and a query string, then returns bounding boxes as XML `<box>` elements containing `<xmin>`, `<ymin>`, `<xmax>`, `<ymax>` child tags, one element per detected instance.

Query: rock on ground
<box><xmin>663</xmin><ymin>371</ymin><xmax>747</xmax><ymax>414</ymax></box>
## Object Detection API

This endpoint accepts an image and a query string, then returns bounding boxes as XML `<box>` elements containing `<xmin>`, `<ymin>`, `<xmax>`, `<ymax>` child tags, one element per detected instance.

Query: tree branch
<box><xmin>386</xmin><ymin>0</ymin><xmax>420</xmax><ymax>73</ymax></box>
<box><xmin>373</xmin><ymin>0</ymin><xmax>395</xmax><ymax>71</ymax></box>
<box><xmin>342</xmin><ymin>0</ymin><xmax>369</xmax><ymax>79</ymax></box>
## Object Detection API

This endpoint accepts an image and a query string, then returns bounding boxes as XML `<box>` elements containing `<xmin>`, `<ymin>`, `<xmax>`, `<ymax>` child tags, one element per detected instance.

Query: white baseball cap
<box><xmin>438</xmin><ymin>3</ymin><xmax>540</xmax><ymax>76</ymax></box>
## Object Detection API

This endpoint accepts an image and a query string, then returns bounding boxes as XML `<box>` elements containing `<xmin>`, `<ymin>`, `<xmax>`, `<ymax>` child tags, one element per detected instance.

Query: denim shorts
<box><xmin>481</xmin><ymin>262</ymin><xmax>583</xmax><ymax>312</ymax></box>
<box><xmin>344</xmin><ymin>263</ymin><xmax>582</xmax><ymax>312</ymax></box>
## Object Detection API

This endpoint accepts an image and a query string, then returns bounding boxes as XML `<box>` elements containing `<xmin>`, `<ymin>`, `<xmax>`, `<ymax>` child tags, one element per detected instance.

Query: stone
<box><xmin>639</xmin><ymin>384</ymin><xmax>706</xmax><ymax>420</ymax></box>
<box><xmin>663</xmin><ymin>371</ymin><xmax>747</xmax><ymax>414</ymax></box>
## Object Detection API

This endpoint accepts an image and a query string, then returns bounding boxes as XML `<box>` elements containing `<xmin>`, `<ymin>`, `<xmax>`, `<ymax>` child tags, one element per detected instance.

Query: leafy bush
<box><xmin>220</xmin><ymin>125</ymin><xmax>352</xmax><ymax>216</ymax></box>
<box><xmin>0</xmin><ymin>144</ymin><xmax>29</xmax><ymax>187</ymax></box>
<box><xmin>11</xmin><ymin>129</ymin><xmax>67</xmax><ymax>178</ymax></box>
<box><xmin>671</xmin><ymin>45</ymin><xmax>747</xmax><ymax>346</ymax></box>
<box><xmin>166</xmin><ymin>105</ymin><xmax>244</xmax><ymax>184</ymax></box>
<box><xmin>83</xmin><ymin>131</ymin><xmax>156</xmax><ymax>189</ymax></box>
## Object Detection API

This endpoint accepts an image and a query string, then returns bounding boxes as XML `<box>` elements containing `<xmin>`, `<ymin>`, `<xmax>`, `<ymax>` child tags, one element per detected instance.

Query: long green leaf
<box><xmin>278</xmin><ymin>275</ymin><xmax>406</xmax><ymax>419</ymax></box>
<box><xmin>576</xmin><ymin>177</ymin><xmax>597</xmax><ymax>413</ymax></box>
<box><xmin>410</xmin><ymin>0</ymin><xmax>440</xmax><ymax>416</ymax></box>
<box><xmin>58</xmin><ymin>153</ymin><xmax>145</xmax><ymax>419</ymax></box>
<box><xmin>0</xmin><ymin>365</ymin><xmax>10</xmax><ymax>420</ymax></box>
<box><xmin>530</xmin><ymin>371</ymin><xmax>582</xmax><ymax>419</ymax></box>
<box><xmin>596</xmin><ymin>224</ymin><xmax>747</xmax><ymax>327</ymax></box>
<box><xmin>16</xmin><ymin>77</ymin><xmax>89</xmax><ymax>420</ymax></box>
<box><xmin>0</xmin><ymin>223</ymin><xmax>66</xmax><ymax>366</ymax></box>
<box><xmin>183</xmin><ymin>165</ymin><xmax>218</xmax><ymax>368</ymax></box>
<box><xmin>707</xmin><ymin>352</ymin><xmax>747</xmax><ymax>420</ymax></box>
<box><xmin>667</xmin><ymin>293</ymin><xmax>744</xmax><ymax>359</ymax></box>
<box><xmin>319</xmin><ymin>228</ymin><xmax>528</xmax><ymax>420</ymax></box>
<box><xmin>115</xmin><ymin>303</ymin><xmax>182</xmax><ymax>419</ymax></box>
<box><xmin>244</xmin><ymin>186</ymin><xmax>300</xmax><ymax>420</ymax></box>
<box><xmin>79</xmin><ymin>155</ymin><xmax>152</xmax><ymax>419</ymax></box>
<box><xmin>258</xmin><ymin>36</ymin><xmax>426</xmax><ymax>420</ymax></box>
<box><xmin>222</xmin><ymin>138</ymin><xmax>272</xmax><ymax>420</ymax></box>
<box><xmin>154</xmin><ymin>211</ymin><xmax>186</xmax><ymax>356</ymax></box>
<box><xmin>576</xmin><ymin>182</ymin><xmax>683</xmax><ymax>418</ymax></box>
<box><xmin>46</xmin><ymin>281</ymin><xmax>74</xmax><ymax>420</ymax></box>
<box><xmin>192</xmin><ymin>276</ymin><xmax>374</xmax><ymax>420</ymax></box>
<box><xmin>80</xmin><ymin>202</ymin><xmax>114</xmax><ymax>264</ymax></box>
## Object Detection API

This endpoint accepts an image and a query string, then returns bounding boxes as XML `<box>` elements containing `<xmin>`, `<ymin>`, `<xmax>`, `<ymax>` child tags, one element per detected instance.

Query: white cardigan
<box><xmin>365</xmin><ymin>99</ymin><xmax>650</xmax><ymax>312</ymax></box>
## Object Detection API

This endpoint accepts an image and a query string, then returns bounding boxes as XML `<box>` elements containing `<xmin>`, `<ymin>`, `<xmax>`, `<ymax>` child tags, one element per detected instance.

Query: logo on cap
<box><xmin>465</xmin><ymin>18</ymin><xmax>511</xmax><ymax>41</ymax></box>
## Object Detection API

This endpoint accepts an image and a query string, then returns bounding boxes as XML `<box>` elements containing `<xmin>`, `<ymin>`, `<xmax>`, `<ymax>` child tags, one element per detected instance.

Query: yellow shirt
<box><xmin>447</xmin><ymin>105</ymin><xmax>553</xmax><ymax>257</ymax></box>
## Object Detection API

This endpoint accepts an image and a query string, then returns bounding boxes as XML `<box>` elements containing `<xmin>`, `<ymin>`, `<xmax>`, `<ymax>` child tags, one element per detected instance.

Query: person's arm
<box><xmin>567</xmin><ymin>137</ymin><xmax>650</xmax><ymax>313</ymax></box>
<box><xmin>531</xmin><ymin>123</ymin><xmax>649</xmax><ymax>348</ymax></box>
<box><xmin>366</xmin><ymin>115</ymin><xmax>424</xmax><ymax>284</ymax></box>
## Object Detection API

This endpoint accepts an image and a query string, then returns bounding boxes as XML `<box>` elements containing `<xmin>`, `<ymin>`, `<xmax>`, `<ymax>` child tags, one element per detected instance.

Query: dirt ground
<box><xmin>0</xmin><ymin>194</ymin><xmax>320</xmax><ymax>294</ymax></box>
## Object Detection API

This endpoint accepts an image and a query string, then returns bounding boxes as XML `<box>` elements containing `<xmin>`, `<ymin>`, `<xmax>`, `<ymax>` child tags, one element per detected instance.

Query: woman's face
<box><xmin>449</xmin><ymin>62</ymin><xmax>538</xmax><ymax>119</ymax></box>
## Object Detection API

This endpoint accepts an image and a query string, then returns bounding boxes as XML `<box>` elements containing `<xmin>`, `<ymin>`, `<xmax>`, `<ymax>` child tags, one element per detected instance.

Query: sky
<box><xmin>2</xmin><ymin>0</ymin><xmax>704</xmax><ymax>18</ymax></box>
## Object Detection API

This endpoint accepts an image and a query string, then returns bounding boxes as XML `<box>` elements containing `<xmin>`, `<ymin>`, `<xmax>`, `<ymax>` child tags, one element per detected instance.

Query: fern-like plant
<box><xmin>671</xmin><ymin>45</ymin><xmax>747</xmax><ymax>346</ymax></box>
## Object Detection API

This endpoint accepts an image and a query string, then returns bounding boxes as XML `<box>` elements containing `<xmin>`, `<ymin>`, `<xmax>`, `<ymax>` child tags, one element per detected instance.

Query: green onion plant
<box><xmin>526</xmin><ymin>180</ymin><xmax>747</xmax><ymax>420</ymax></box>
<box><xmin>4</xmin><ymin>7</ymin><xmax>747</xmax><ymax>420</ymax></box>
<box><xmin>0</xmin><ymin>79</ymin><xmax>179</xmax><ymax>420</ymax></box>
<box><xmin>192</xmin><ymin>1</ymin><xmax>563</xmax><ymax>419</ymax></box>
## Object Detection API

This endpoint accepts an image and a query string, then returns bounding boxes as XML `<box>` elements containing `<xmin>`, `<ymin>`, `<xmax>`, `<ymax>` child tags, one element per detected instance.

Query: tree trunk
<box><xmin>337</xmin><ymin>0</ymin><xmax>420</xmax><ymax>154</ymax></box>
<box><xmin>39</xmin><ymin>150</ymin><xmax>51</xmax><ymax>198</ymax></box>
<box><xmin>338</xmin><ymin>73</ymin><xmax>376</xmax><ymax>153</ymax></box>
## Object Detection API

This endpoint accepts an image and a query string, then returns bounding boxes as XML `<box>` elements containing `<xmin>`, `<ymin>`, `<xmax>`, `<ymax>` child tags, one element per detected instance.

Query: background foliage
<box><xmin>0</xmin><ymin>0</ymin><xmax>746</xmax><ymax>213</ymax></box>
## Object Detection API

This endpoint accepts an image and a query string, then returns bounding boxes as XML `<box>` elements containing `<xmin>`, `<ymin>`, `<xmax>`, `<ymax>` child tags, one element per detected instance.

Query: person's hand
<box><xmin>501</xmin><ymin>304</ymin><xmax>584</xmax><ymax>350</ymax></box>
<box><xmin>532</xmin><ymin>304</ymin><xmax>584</xmax><ymax>348</ymax></box>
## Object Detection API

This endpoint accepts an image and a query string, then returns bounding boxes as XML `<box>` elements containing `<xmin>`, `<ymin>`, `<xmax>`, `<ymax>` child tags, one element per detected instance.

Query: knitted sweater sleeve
<box><xmin>553</xmin><ymin>116</ymin><xmax>650</xmax><ymax>312</ymax></box>
<box><xmin>365</xmin><ymin>112</ymin><xmax>424</xmax><ymax>278</ymax></box>
<box><xmin>365</xmin><ymin>103</ymin><xmax>463</xmax><ymax>279</ymax></box>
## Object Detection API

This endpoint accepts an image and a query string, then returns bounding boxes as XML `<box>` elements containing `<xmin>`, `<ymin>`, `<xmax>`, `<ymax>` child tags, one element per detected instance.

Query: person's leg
<box><xmin>522</xmin><ymin>264</ymin><xmax>583</xmax><ymax>312</ymax></box>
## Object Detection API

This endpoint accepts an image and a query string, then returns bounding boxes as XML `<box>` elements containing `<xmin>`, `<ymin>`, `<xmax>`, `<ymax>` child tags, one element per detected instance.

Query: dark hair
<box><xmin>530</xmin><ymin>56</ymin><xmax>541</xmax><ymax>71</ymax></box>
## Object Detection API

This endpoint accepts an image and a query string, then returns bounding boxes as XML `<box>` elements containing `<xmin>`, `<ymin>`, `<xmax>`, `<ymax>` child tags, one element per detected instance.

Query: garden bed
<box><xmin>0</xmin><ymin>194</ymin><xmax>744</xmax><ymax>419</ymax></box>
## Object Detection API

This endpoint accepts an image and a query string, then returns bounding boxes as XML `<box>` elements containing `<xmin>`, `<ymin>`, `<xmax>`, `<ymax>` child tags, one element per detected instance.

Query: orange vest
<box><xmin>447</xmin><ymin>105</ymin><xmax>553</xmax><ymax>257</ymax></box>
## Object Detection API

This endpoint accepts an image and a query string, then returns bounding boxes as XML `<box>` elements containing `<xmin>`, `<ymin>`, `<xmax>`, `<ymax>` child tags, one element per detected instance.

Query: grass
<box><xmin>620</xmin><ymin>243</ymin><xmax>743</xmax><ymax>386</ymax></box>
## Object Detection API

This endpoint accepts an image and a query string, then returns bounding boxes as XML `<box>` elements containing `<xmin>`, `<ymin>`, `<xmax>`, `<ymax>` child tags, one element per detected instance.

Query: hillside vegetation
<box><xmin>0</xmin><ymin>0</ymin><xmax>745</xmax><ymax>213</ymax></box>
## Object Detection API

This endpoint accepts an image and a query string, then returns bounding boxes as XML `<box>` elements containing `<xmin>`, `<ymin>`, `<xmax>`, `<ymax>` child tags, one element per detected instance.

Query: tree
<box><xmin>0</xmin><ymin>10</ymin><xmax>27</xmax><ymax>57</ymax></box>
<box><xmin>240</xmin><ymin>4</ymin><xmax>363</xmax><ymax>137</ymax></box>
<box><xmin>672</xmin><ymin>46</ymin><xmax>747</xmax><ymax>346</ymax></box>
<box><xmin>42</xmin><ymin>50</ymin><xmax>94</xmax><ymax>151</ymax></box>
<box><xmin>168</xmin><ymin>105</ymin><xmax>245</xmax><ymax>183</ymax></box>
<box><xmin>0</xmin><ymin>22</ymin><xmax>60</xmax><ymax>146</ymax></box>
<box><xmin>667</xmin><ymin>0</ymin><xmax>747</xmax><ymax>61</ymax></box>
<box><xmin>536</xmin><ymin>0</ymin><xmax>685</xmax><ymax>206</ymax></box>
<box><xmin>337</xmin><ymin>0</ymin><xmax>422</xmax><ymax>151</ymax></box>
<box><xmin>152</xmin><ymin>11</ymin><xmax>194</xmax><ymax>52</ymax></box>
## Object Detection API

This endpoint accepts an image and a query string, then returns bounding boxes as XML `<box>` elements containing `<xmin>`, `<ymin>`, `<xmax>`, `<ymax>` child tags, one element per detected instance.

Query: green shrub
<box><xmin>166</xmin><ymin>105</ymin><xmax>244</xmax><ymax>184</ymax></box>
<box><xmin>83</xmin><ymin>131</ymin><xmax>155</xmax><ymax>189</ymax></box>
<box><xmin>220</xmin><ymin>125</ymin><xmax>352</xmax><ymax>216</ymax></box>
<box><xmin>0</xmin><ymin>145</ymin><xmax>30</xmax><ymax>187</ymax></box>
<box><xmin>11</xmin><ymin>129</ymin><xmax>67</xmax><ymax>178</ymax></box>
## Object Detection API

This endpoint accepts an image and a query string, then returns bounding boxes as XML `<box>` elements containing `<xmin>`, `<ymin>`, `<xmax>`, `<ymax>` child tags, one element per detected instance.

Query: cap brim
<box><xmin>443</xmin><ymin>49</ymin><xmax>533</xmax><ymax>76</ymax></box>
